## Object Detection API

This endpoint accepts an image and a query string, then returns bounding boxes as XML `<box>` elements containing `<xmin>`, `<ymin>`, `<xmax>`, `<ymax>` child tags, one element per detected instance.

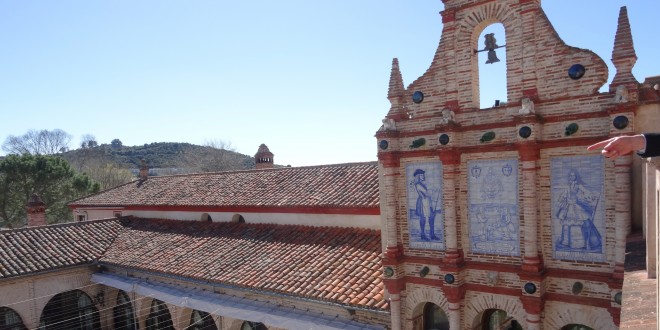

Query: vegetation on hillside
<box><xmin>59</xmin><ymin>141</ymin><xmax>256</xmax><ymax>172</ymax></box>
<box><xmin>0</xmin><ymin>129</ymin><xmax>259</xmax><ymax>227</ymax></box>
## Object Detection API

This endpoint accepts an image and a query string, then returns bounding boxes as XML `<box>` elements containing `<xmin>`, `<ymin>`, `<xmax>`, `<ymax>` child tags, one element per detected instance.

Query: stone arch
<box><xmin>40</xmin><ymin>289</ymin><xmax>101</xmax><ymax>329</ymax></box>
<box><xmin>135</xmin><ymin>297</ymin><xmax>159</xmax><ymax>330</ymax></box>
<box><xmin>0</xmin><ymin>306</ymin><xmax>27</xmax><ymax>330</ymax></box>
<box><xmin>463</xmin><ymin>292</ymin><xmax>527</xmax><ymax>329</ymax></box>
<box><xmin>176</xmin><ymin>307</ymin><xmax>220</xmax><ymax>330</ymax></box>
<box><xmin>113</xmin><ymin>289</ymin><xmax>138</xmax><ymax>330</ymax></box>
<box><xmin>543</xmin><ymin>301</ymin><xmax>616</xmax><ymax>330</ymax></box>
<box><xmin>403</xmin><ymin>285</ymin><xmax>450</xmax><ymax>328</ymax></box>
<box><xmin>454</xmin><ymin>2</ymin><xmax>518</xmax><ymax>109</ymax></box>
<box><xmin>226</xmin><ymin>318</ymin><xmax>244</xmax><ymax>330</ymax></box>
<box><xmin>145</xmin><ymin>298</ymin><xmax>175</xmax><ymax>330</ymax></box>
<box><xmin>134</xmin><ymin>296</ymin><xmax>148</xmax><ymax>329</ymax></box>
<box><xmin>201</xmin><ymin>213</ymin><xmax>213</xmax><ymax>222</ymax></box>
<box><xmin>232</xmin><ymin>214</ymin><xmax>246</xmax><ymax>223</ymax></box>
<box><xmin>226</xmin><ymin>318</ymin><xmax>267</xmax><ymax>330</ymax></box>
<box><xmin>177</xmin><ymin>307</ymin><xmax>194</xmax><ymax>329</ymax></box>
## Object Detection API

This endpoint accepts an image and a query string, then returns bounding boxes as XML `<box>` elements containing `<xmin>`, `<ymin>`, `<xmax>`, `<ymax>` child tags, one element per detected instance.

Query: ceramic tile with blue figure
<box><xmin>468</xmin><ymin>159</ymin><xmax>520</xmax><ymax>256</ymax></box>
<box><xmin>551</xmin><ymin>155</ymin><xmax>605</xmax><ymax>262</ymax></box>
<box><xmin>406</xmin><ymin>162</ymin><xmax>444</xmax><ymax>250</ymax></box>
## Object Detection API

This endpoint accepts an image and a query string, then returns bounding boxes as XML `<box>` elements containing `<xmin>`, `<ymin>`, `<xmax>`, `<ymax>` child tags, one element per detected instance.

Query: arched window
<box><xmin>146</xmin><ymin>299</ymin><xmax>174</xmax><ymax>330</ymax></box>
<box><xmin>423</xmin><ymin>303</ymin><xmax>449</xmax><ymax>330</ymax></box>
<box><xmin>39</xmin><ymin>290</ymin><xmax>100</xmax><ymax>330</ymax></box>
<box><xmin>113</xmin><ymin>291</ymin><xmax>137</xmax><ymax>330</ymax></box>
<box><xmin>476</xmin><ymin>23</ymin><xmax>507</xmax><ymax>109</ymax></box>
<box><xmin>0</xmin><ymin>307</ymin><xmax>27</xmax><ymax>330</ymax></box>
<box><xmin>232</xmin><ymin>214</ymin><xmax>245</xmax><ymax>223</ymax></box>
<box><xmin>241</xmin><ymin>321</ymin><xmax>267</xmax><ymax>330</ymax></box>
<box><xmin>479</xmin><ymin>309</ymin><xmax>521</xmax><ymax>330</ymax></box>
<box><xmin>561</xmin><ymin>325</ymin><xmax>594</xmax><ymax>330</ymax></box>
<box><xmin>201</xmin><ymin>213</ymin><xmax>213</xmax><ymax>222</ymax></box>
<box><xmin>189</xmin><ymin>310</ymin><xmax>218</xmax><ymax>330</ymax></box>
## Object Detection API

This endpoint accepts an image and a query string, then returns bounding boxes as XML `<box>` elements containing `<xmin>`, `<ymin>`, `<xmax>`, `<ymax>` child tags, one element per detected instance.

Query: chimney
<box><xmin>139</xmin><ymin>159</ymin><xmax>148</xmax><ymax>180</ymax></box>
<box><xmin>254</xmin><ymin>144</ymin><xmax>274</xmax><ymax>169</ymax></box>
<box><xmin>26</xmin><ymin>193</ymin><xmax>47</xmax><ymax>227</ymax></box>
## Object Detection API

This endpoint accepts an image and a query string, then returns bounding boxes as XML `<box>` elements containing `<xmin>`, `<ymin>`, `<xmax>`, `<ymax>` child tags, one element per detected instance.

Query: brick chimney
<box><xmin>139</xmin><ymin>159</ymin><xmax>148</xmax><ymax>180</ymax></box>
<box><xmin>254</xmin><ymin>144</ymin><xmax>274</xmax><ymax>169</ymax></box>
<box><xmin>26</xmin><ymin>193</ymin><xmax>47</xmax><ymax>227</ymax></box>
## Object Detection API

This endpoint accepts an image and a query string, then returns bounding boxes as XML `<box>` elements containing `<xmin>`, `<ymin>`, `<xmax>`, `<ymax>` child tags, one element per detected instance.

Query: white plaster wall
<box><xmin>73</xmin><ymin>208</ymin><xmax>124</xmax><ymax>221</ymax></box>
<box><xmin>76</xmin><ymin>207</ymin><xmax>380</xmax><ymax>229</ymax></box>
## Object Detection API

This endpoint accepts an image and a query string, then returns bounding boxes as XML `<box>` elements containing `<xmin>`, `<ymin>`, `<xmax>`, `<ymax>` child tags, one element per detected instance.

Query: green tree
<box><xmin>110</xmin><ymin>138</ymin><xmax>123</xmax><ymax>149</ymax></box>
<box><xmin>0</xmin><ymin>154</ymin><xmax>100</xmax><ymax>228</ymax></box>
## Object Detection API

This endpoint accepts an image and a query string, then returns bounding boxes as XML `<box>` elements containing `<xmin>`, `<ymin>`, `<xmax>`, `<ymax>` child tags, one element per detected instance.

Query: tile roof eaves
<box><xmin>0</xmin><ymin>263</ymin><xmax>97</xmax><ymax>282</ymax></box>
<box><xmin>80</xmin><ymin>204</ymin><xmax>380</xmax><ymax>215</ymax></box>
<box><xmin>96</xmin><ymin>265</ymin><xmax>390</xmax><ymax>312</ymax></box>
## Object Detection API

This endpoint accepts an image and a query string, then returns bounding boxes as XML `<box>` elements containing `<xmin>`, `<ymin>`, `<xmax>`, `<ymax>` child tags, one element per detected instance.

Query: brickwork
<box><xmin>377</xmin><ymin>0</ymin><xmax>655</xmax><ymax>328</ymax></box>
<box><xmin>0</xmin><ymin>267</ymin><xmax>98</xmax><ymax>329</ymax></box>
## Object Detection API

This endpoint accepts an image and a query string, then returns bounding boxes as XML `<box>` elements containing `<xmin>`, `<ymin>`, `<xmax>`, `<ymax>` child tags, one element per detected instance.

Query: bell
<box><xmin>486</xmin><ymin>50</ymin><xmax>500</xmax><ymax>64</ymax></box>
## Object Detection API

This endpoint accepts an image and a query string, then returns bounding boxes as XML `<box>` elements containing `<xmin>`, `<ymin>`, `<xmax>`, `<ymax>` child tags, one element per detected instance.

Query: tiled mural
<box><xmin>468</xmin><ymin>159</ymin><xmax>520</xmax><ymax>256</ymax></box>
<box><xmin>406</xmin><ymin>162</ymin><xmax>444</xmax><ymax>250</ymax></box>
<box><xmin>551</xmin><ymin>155</ymin><xmax>605</xmax><ymax>262</ymax></box>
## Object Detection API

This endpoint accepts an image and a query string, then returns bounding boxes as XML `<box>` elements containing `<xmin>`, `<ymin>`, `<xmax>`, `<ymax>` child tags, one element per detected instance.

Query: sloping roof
<box><xmin>69</xmin><ymin>162</ymin><xmax>380</xmax><ymax>211</ymax></box>
<box><xmin>100</xmin><ymin>217</ymin><xmax>387</xmax><ymax>310</ymax></box>
<box><xmin>0</xmin><ymin>219</ymin><xmax>123</xmax><ymax>279</ymax></box>
<box><xmin>0</xmin><ymin>217</ymin><xmax>387</xmax><ymax>311</ymax></box>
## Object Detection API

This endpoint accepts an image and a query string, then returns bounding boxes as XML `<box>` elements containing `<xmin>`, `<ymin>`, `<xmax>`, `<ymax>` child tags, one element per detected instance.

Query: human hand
<box><xmin>586</xmin><ymin>134</ymin><xmax>646</xmax><ymax>159</ymax></box>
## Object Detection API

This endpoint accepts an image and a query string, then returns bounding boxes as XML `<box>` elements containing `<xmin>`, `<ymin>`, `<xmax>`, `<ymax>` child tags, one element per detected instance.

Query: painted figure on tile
<box><xmin>413</xmin><ymin>169</ymin><xmax>440</xmax><ymax>241</ymax></box>
<box><xmin>475</xmin><ymin>207</ymin><xmax>490</xmax><ymax>240</ymax></box>
<box><xmin>406</xmin><ymin>162</ymin><xmax>444</xmax><ymax>250</ymax></box>
<box><xmin>555</xmin><ymin>170</ymin><xmax>602</xmax><ymax>251</ymax></box>
<box><xmin>491</xmin><ymin>208</ymin><xmax>516</xmax><ymax>240</ymax></box>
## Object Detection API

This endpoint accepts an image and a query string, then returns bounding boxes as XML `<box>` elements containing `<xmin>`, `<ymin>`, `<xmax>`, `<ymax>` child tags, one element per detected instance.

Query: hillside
<box><xmin>59</xmin><ymin>142</ymin><xmax>256</xmax><ymax>173</ymax></box>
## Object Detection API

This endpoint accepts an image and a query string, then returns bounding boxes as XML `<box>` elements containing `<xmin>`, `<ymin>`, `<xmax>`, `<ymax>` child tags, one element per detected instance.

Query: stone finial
<box><xmin>380</xmin><ymin>118</ymin><xmax>397</xmax><ymax>131</ymax></box>
<box><xmin>610</xmin><ymin>6</ymin><xmax>638</xmax><ymax>92</ymax></box>
<box><xmin>519</xmin><ymin>98</ymin><xmax>535</xmax><ymax>115</ymax></box>
<box><xmin>439</xmin><ymin>109</ymin><xmax>456</xmax><ymax>125</ymax></box>
<box><xmin>255</xmin><ymin>144</ymin><xmax>274</xmax><ymax>169</ymax></box>
<box><xmin>614</xmin><ymin>85</ymin><xmax>629</xmax><ymax>103</ymax></box>
<box><xmin>26</xmin><ymin>193</ymin><xmax>47</xmax><ymax>227</ymax></box>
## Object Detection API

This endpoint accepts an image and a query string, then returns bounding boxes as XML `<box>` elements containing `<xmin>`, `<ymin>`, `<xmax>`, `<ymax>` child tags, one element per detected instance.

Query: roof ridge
<box><xmin>90</xmin><ymin>161</ymin><xmax>379</xmax><ymax>180</ymax></box>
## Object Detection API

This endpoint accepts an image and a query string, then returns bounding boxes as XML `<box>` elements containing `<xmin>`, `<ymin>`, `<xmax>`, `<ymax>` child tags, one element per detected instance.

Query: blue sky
<box><xmin>0</xmin><ymin>1</ymin><xmax>657</xmax><ymax>167</ymax></box>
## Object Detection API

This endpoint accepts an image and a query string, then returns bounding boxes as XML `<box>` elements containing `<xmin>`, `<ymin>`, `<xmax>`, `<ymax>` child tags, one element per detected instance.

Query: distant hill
<box><xmin>59</xmin><ymin>142</ymin><xmax>256</xmax><ymax>173</ymax></box>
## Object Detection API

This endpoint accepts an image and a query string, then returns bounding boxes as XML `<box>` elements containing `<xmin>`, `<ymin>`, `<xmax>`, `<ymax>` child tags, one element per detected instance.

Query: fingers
<box><xmin>587</xmin><ymin>138</ymin><xmax>622</xmax><ymax>159</ymax></box>
<box><xmin>587</xmin><ymin>138</ymin><xmax>614</xmax><ymax>151</ymax></box>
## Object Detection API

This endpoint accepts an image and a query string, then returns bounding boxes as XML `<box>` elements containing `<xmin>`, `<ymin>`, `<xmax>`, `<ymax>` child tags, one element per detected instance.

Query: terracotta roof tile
<box><xmin>0</xmin><ymin>216</ymin><xmax>388</xmax><ymax>310</ymax></box>
<box><xmin>69</xmin><ymin>162</ymin><xmax>379</xmax><ymax>210</ymax></box>
<box><xmin>0</xmin><ymin>219</ymin><xmax>124</xmax><ymax>279</ymax></box>
<box><xmin>100</xmin><ymin>217</ymin><xmax>387</xmax><ymax>310</ymax></box>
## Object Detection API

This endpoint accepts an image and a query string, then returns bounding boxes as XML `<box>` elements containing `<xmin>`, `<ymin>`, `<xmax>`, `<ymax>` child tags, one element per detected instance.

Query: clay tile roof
<box><xmin>69</xmin><ymin>162</ymin><xmax>379</xmax><ymax>210</ymax></box>
<box><xmin>0</xmin><ymin>219</ymin><xmax>124</xmax><ymax>279</ymax></box>
<box><xmin>100</xmin><ymin>217</ymin><xmax>388</xmax><ymax>310</ymax></box>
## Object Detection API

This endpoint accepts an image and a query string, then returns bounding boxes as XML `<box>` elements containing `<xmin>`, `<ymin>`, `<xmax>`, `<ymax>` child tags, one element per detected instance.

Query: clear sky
<box><xmin>0</xmin><ymin>1</ymin><xmax>657</xmax><ymax>167</ymax></box>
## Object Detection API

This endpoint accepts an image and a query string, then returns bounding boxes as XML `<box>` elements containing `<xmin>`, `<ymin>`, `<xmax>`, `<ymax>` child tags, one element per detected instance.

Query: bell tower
<box><xmin>254</xmin><ymin>144</ymin><xmax>274</xmax><ymax>170</ymax></box>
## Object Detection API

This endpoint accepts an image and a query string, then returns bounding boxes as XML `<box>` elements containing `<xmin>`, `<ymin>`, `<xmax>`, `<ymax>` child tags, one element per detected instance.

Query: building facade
<box><xmin>0</xmin><ymin>1</ymin><xmax>659</xmax><ymax>330</ymax></box>
<box><xmin>377</xmin><ymin>1</ymin><xmax>659</xmax><ymax>329</ymax></box>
